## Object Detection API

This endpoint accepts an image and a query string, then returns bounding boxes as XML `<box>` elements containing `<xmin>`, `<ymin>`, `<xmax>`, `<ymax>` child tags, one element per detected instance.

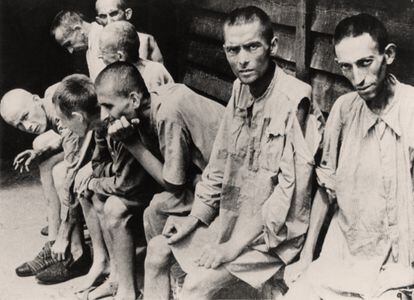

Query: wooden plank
<box><xmin>310</xmin><ymin>34</ymin><xmax>342</xmax><ymax>76</ymax></box>
<box><xmin>311</xmin><ymin>1</ymin><xmax>414</xmax><ymax>50</ymax></box>
<box><xmin>183</xmin><ymin>66</ymin><xmax>234</xmax><ymax>102</ymax></box>
<box><xmin>294</xmin><ymin>0</ymin><xmax>311</xmax><ymax>81</ymax></box>
<box><xmin>185</xmin><ymin>40</ymin><xmax>233</xmax><ymax>76</ymax></box>
<box><xmin>190</xmin><ymin>0</ymin><xmax>298</xmax><ymax>27</ymax></box>
<box><xmin>310</xmin><ymin>71</ymin><xmax>352</xmax><ymax>113</ymax></box>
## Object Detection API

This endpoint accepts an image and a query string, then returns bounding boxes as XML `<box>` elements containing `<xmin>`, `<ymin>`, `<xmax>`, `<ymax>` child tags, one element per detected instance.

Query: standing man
<box><xmin>143</xmin><ymin>6</ymin><xmax>323</xmax><ymax>300</ymax></box>
<box><xmin>284</xmin><ymin>14</ymin><xmax>414</xmax><ymax>300</ymax></box>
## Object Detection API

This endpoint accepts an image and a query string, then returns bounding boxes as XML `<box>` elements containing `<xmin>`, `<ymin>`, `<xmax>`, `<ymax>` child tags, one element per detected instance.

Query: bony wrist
<box><xmin>87</xmin><ymin>177</ymin><xmax>95</xmax><ymax>191</ymax></box>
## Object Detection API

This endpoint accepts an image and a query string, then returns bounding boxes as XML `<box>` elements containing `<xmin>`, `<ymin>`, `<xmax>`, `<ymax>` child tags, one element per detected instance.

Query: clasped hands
<box><xmin>107</xmin><ymin>116</ymin><xmax>140</xmax><ymax>143</ymax></box>
<box><xmin>162</xmin><ymin>215</ymin><xmax>242</xmax><ymax>269</ymax></box>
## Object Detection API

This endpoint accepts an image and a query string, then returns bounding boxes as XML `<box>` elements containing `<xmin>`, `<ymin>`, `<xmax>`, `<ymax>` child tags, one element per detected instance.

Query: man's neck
<box><xmin>137</xmin><ymin>95</ymin><xmax>152</xmax><ymax>127</ymax></box>
<box><xmin>88</xmin><ymin>114</ymin><xmax>101</xmax><ymax>132</ymax></box>
<box><xmin>82</xmin><ymin>21</ymin><xmax>91</xmax><ymax>36</ymax></box>
<box><xmin>366</xmin><ymin>75</ymin><xmax>396</xmax><ymax>115</ymax></box>
<box><xmin>249</xmin><ymin>61</ymin><xmax>276</xmax><ymax>98</ymax></box>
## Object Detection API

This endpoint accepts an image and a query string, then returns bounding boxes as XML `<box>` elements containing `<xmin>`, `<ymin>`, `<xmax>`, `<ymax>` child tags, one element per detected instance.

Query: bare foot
<box><xmin>76</xmin><ymin>260</ymin><xmax>110</xmax><ymax>293</ymax></box>
<box><xmin>88</xmin><ymin>278</ymin><xmax>118</xmax><ymax>300</ymax></box>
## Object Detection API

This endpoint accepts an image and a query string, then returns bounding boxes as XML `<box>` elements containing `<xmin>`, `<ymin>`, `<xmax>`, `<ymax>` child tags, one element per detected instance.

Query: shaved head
<box><xmin>1</xmin><ymin>89</ymin><xmax>48</xmax><ymax>134</ymax></box>
<box><xmin>99</xmin><ymin>20</ymin><xmax>140</xmax><ymax>64</ymax></box>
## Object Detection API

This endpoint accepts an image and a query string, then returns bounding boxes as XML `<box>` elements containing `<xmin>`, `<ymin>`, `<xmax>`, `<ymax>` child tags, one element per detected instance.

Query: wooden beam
<box><xmin>295</xmin><ymin>0</ymin><xmax>312</xmax><ymax>81</ymax></box>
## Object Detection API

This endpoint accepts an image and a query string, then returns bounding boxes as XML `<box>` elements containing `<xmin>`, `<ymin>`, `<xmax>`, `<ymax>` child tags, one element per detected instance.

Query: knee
<box><xmin>103</xmin><ymin>196</ymin><xmax>129</xmax><ymax>228</ymax></box>
<box><xmin>182</xmin><ymin>274</ymin><xmax>215</xmax><ymax>298</ymax></box>
<box><xmin>145</xmin><ymin>235</ymin><xmax>172</xmax><ymax>270</ymax></box>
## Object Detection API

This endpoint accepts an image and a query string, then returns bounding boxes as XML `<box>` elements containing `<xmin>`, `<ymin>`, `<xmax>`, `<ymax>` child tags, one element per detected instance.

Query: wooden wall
<box><xmin>166</xmin><ymin>0</ymin><xmax>414</xmax><ymax>112</ymax></box>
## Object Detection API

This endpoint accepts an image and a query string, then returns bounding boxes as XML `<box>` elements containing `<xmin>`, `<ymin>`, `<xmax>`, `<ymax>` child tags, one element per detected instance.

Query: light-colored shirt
<box><xmin>138</xmin><ymin>59</ymin><xmax>174</xmax><ymax>92</ymax></box>
<box><xmin>190</xmin><ymin>66</ymin><xmax>323</xmax><ymax>264</ymax></box>
<box><xmin>42</xmin><ymin>83</ymin><xmax>83</xmax><ymax>209</ymax></box>
<box><xmin>148</xmin><ymin>84</ymin><xmax>225</xmax><ymax>186</ymax></box>
<box><xmin>313</xmin><ymin>76</ymin><xmax>414</xmax><ymax>297</ymax></box>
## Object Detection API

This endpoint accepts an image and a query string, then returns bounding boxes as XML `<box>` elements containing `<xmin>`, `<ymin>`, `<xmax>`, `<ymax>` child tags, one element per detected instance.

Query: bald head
<box><xmin>99</xmin><ymin>20</ymin><xmax>140</xmax><ymax>65</ymax></box>
<box><xmin>1</xmin><ymin>89</ymin><xmax>48</xmax><ymax>134</ymax></box>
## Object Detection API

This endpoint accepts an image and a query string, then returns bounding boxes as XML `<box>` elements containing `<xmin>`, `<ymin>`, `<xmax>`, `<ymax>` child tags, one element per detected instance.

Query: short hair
<box><xmin>52</xmin><ymin>74</ymin><xmax>99</xmax><ymax>118</ymax></box>
<box><xmin>334</xmin><ymin>13</ymin><xmax>389</xmax><ymax>53</ymax></box>
<box><xmin>101</xmin><ymin>21</ymin><xmax>140</xmax><ymax>63</ymax></box>
<box><xmin>50</xmin><ymin>10</ymin><xmax>85</xmax><ymax>36</ymax></box>
<box><xmin>223</xmin><ymin>6</ymin><xmax>273</xmax><ymax>45</ymax></box>
<box><xmin>95</xmin><ymin>61</ymin><xmax>149</xmax><ymax>100</ymax></box>
<box><xmin>96</xmin><ymin>0</ymin><xmax>130</xmax><ymax>10</ymax></box>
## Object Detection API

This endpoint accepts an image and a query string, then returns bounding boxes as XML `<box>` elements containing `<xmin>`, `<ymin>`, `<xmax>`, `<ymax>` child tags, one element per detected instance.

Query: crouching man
<box><xmin>143</xmin><ymin>6</ymin><xmax>323</xmax><ymax>300</ymax></box>
<box><xmin>284</xmin><ymin>13</ymin><xmax>414</xmax><ymax>300</ymax></box>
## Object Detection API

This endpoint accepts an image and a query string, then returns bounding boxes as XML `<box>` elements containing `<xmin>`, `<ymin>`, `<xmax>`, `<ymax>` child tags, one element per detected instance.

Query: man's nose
<box><xmin>238</xmin><ymin>49</ymin><xmax>249</xmax><ymax>67</ymax></box>
<box><xmin>100</xmin><ymin>108</ymin><xmax>109</xmax><ymax>121</ymax></box>
<box><xmin>352</xmin><ymin>66</ymin><xmax>366</xmax><ymax>87</ymax></box>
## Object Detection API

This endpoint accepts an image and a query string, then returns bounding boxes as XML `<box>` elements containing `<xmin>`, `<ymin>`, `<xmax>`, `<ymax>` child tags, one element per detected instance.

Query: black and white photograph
<box><xmin>1</xmin><ymin>0</ymin><xmax>414</xmax><ymax>299</ymax></box>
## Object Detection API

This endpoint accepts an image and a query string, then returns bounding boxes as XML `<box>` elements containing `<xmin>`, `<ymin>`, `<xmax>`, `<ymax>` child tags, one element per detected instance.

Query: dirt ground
<box><xmin>0</xmin><ymin>169</ymin><xmax>87</xmax><ymax>300</ymax></box>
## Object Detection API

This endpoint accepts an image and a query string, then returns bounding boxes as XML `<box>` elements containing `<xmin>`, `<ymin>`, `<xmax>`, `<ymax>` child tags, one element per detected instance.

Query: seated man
<box><xmin>98</xmin><ymin>20</ymin><xmax>173</xmax><ymax>91</ymax></box>
<box><xmin>50</xmin><ymin>7</ymin><xmax>163</xmax><ymax>80</ymax></box>
<box><xmin>284</xmin><ymin>14</ymin><xmax>414</xmax><ymax>300</ymax></box>
<box><xmin>95</xmin><ymin>0</ymin><xmax>163</xmax><ymax>63</ymax></box>
<box><xmin>0</xmin><ymin>85</ymin><xmax>89</xmax><ymax>282</ymax></box>
<box><xmin>53</xmin><ymin>73</ymin><xmax>160</xmax><ymax>300</ymax></box>
<box><xmin>94</xmin><ymin>61</ymin><xmax>224</xmax><ymax>242</ymax></box>
<box><xmin>143</xmin><ymin>6</ymin><xmax>323</xmax><ymax>300</ymax></box>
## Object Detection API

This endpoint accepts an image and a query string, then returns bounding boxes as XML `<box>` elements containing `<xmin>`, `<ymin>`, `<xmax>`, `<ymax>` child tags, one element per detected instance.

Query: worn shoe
<box><xmin>36</xmin><ymin>250</ymin><xmax>92</xmax><ymax>284</ymax></box>
<box><xmin>40</xmin><ymin>226</ymin><xmax>49</xmax><ymax>236</ymax></box>
<box><xmin>15</xmin><ymin>241</ymin><xmax>57</xmax><ymax>277</ymax></box>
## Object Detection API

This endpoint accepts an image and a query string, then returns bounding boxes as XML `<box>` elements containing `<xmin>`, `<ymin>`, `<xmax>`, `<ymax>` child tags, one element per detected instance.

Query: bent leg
<box><xmin>104</xmin><ymin>195</ymin><xmax>137</xmax><ymax>300</ymax></box>
<box><xmin>39</xmin><ymin>153</ymin><xmax>64</xmax><ymax>241</ymax></box>
<box><xmin>144</xmin><ymin>235</ymin><xmax>174</xmax><ymax>300</ymax></box>
<box><xmin>180</xmin><ymin>265</ymin><xmax>237</xmax><ymax>300</ymax></box>
<box><xmin>77</xmin><ymin>193</ymin><xmax>109</xmax><ymax>291</ymax></box>
<box><xmin>143</xmin><ymin>190</ymin><xmax>193</xmax><ymax>242</ymax></box>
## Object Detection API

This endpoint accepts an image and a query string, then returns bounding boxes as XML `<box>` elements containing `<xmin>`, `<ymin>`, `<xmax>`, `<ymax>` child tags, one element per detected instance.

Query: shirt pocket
<box><xmin>260</xmin><ymin>120</ymin><xmax>285</xmax><ymax>172</ymax></box>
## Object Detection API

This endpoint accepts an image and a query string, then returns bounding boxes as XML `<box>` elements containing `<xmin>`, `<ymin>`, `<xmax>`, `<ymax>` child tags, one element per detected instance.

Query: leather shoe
<box><xmin>15</xmin><ymin>263</ymin><xmax>34</xmax><ymax>277</ymax></box>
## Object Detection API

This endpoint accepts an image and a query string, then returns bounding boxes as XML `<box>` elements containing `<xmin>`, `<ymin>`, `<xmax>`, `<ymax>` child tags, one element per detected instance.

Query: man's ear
<box><xmin>71</xmin><ymin>111</ymin><xmax>84</xmax><ymax>123</ymax></box>
<box><xmin>124</xmin><ymin>8</ymin><xmax>133</xmax><ymax>20</ymax></box>
<box><xmin>384</xmin><ymin>43</ymin><xmax>397</xmax><ymax>66</ymax></box>
<box><xmin>117</xmin><ymin>50</ymin><xmax>126</xmax><ymax>62</ymax></box>
<box><xmin>72</xmin><ymin>24</ymin><xmax>83</xmax><ymax>32</ymax></box>
<box><xmin>129</xmin><ymin>91</ymin><xmax>142</xmax><ymax>110</ymax></box>
<box><xmin>269</xmin><ymin>36</ymin><xmax>278</xmax><ymax>57</ymax></box>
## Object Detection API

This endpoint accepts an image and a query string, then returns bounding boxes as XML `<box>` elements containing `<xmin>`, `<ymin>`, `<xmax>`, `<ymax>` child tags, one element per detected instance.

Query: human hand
<box><xmin>52</xmin><ymin>235</ymin><xmax>70</xmax><ymax>261</ymax></box>
<box><xmin>74</xmin><ymin>164</ymin><xmax>93</xmax><ymax>198</ymax></box>
<box><xmin>284</xmin><ymin>258</ymin><xmax>312</xmax><ymax>287</ymax></box>
<box><xmin>13</xmin><ymin>149</ymin><xmax>40</xmax><ymax>172</ymax></box>
<box><xmin>195</xmin><ymin>242</ymin><xmax>242</xmax><ymax>269</ymax></box>
<box><xmin>162</xmin><ymin>215</ymin><xmax>199</xmax><ymax>244</ymax></box>
<box><xmin>107</xmin><ymin>116</ymin><xmax>140</xmax><ymax>143</ymax></box>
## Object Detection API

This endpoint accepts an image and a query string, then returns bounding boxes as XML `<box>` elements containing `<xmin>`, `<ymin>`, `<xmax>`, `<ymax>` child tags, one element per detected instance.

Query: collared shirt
<box><xmin>88</xmin><ymin>54</ymin><xmax>172</xmax><ymax>199</ymax></box>
<box><xmin>317</xmin><ymin>76</ymin><xmax>414</xmax><ymax>267</ymax></box>
<box><xmin>190</xmin><ymin>67</ymin><xmax>323</xmax><ymax>264</ymax></box>
<box><xmin>148</xmin><ymin>84</ymin><xmax>225</xmax><ymax>186</ymax></box>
